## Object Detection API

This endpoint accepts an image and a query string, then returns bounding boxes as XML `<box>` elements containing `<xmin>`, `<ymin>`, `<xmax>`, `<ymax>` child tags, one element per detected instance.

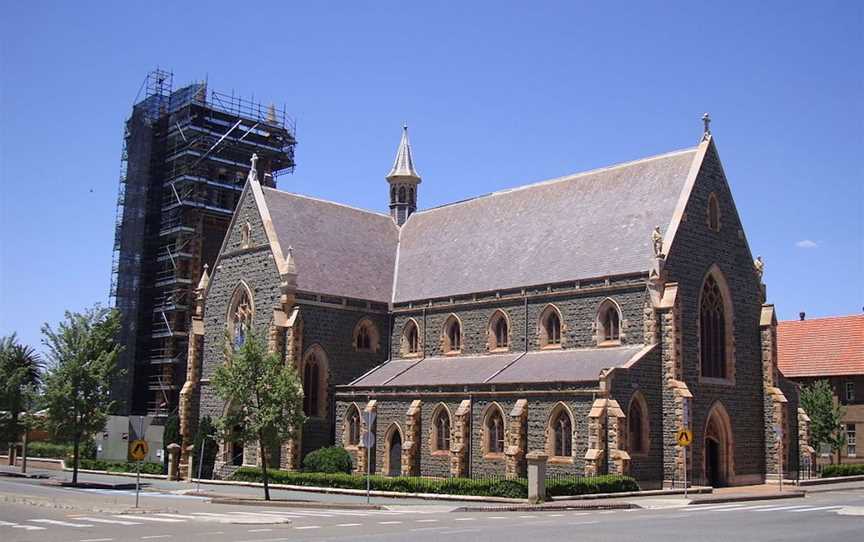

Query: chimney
<box><xmin>799</xmin><ymin>312</ymin><xmax>806</xmax><ymax>321</ymax></box>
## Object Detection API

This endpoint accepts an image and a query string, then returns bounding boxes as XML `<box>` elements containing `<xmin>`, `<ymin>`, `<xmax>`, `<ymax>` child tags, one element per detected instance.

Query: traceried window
<box><xmin>303</xmin><ymin>356</ymin><xmax>321</xmax><ymax>417</ymax></box>
<box><xmin>485</xmin><ymin>408</ymin><xmax>505</xmax><ymax>455</ymax></box>
<box><xmin>597</xmin><ymin>300</ymin><xmax>621</xmax><ymax>344</ymax></box>
<box><xmin>443</xmin><ymin>316</ymin><xmax>462</xmax><ymax>354</ymax></box>
<box><xmin>357</xmin><ymin>326</ymin><xmax>370</xmax><ymax>350</ymax></box>
<box><xmin>707</xmin><ymin>193</ymin><xmax>721</xmax><ymax>232</ymax></box>
<box><xmin>489</xmin><ymin>311</ymin><xmax>509</xmax><ymax>350</ymax></box>
<box><xmin>347</xmin><ymin>406</ymin><xmax>361</xmax><ymax>447</ymax></box>
<box><xmin>540</xmin><ymin>306</ymin><xmax>562</xmax><ymax>347</ymax></box>
<box><xmin>628</xmin><ymin>393</ymin><xmax>649</xmax><ymax>455</ymax></box>
<box><xmin>551</xmin><ymin>410</ymin><xmax>572</xmax><ymax>457</ymax></box>
<box><xmin>354</xmin><ymin>319</ymin><xmax>379</xmax><ymax>352</ymax></box>
<box><xmin>700</xmin><ymin>275</ymin><xmax>728</xmax><ymax>379</ymax></box>
<box><xmin>402</xmin><ymin>320</ymin><xmax>420</xmax><ymax>356</ymax></box>
<box><xmin>229</xmin><ymin>286</ymin><xmax>253</xmax><ymax>350</ymax></box>
<box><xmin>431</xmin><ymin>406</ymin><xmax>451</xmax><ymax>452</ymax></box>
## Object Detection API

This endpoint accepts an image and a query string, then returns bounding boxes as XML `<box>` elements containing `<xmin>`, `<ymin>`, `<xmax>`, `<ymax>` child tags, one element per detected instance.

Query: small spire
<box><xmin>197</xmin><ymin>264</ymin><xmax>210</xmax><ymax>290</ymax></box>
<box><xmin>266</xmin><ymin>103</ymin><xmax>278</xmax><ymax>124</ymax></box>
<box><xmin>387</xmin><ymin>124</ymin><xmax>420</xmax><ymax>181</ymax></box>
<box><xmin>247</xmin><ymin>153</ymin><xmax>259</xmax><ymax>183</ymax></box>
<box><xmin>701</xmin><ymin>112</ymin><xmax>712</xmax><ymax>141</ymax></box>
<box><xmin>285</xmin><ymin>245</ymin><xmax>297</xmax><ymax>275</ymax></box>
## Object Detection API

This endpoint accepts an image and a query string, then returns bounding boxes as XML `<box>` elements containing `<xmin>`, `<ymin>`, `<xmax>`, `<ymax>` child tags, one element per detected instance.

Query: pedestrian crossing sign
<box><xmin>676</xmin><ymin>428</ymin><xmax>693</xmax><ymax>447</ymax></box>
<box><xmin>129</xmin><ymin>439</ymin><xmax>148</xmax><ymax>461</ymax></box>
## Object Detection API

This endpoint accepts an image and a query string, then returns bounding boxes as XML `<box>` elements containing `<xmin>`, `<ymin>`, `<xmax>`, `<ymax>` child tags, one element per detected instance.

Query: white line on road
<box><xmin>454</xmin><ymin>517</ymin><xmax>476</xmax><ymax>521</ymax></box>
<box><xmin>411</xmin><ymin>527</ymin><xmax>447</xmax><ymax>532</ymax></box>
<box><xmin>141</xmin><ymin>536</ymin><xmax>172</xmax><ymax>540</ymax></box>
<box><xmin>487</xmin><ymin>516</ymin><xmax>509</xmax><ymax>519</ymax></box>
<box><xmin>31</xmin><ymin>519</ymin><xmax>94</xmax><ymax>527</ymax></box>
<box><xmin>789</xmin><ymin>506</ymin><xmax>844</xmax><ymax>512</ymax></box>
<box><xmin>154</xmin><ymin>514</ymin><xmax>198</xmax><ymax>519</ymax></box>
<box><xmin>378</xmin><ymin>520</ymin><xmax>402</xmax><ymax>524</ymax></box>
<box><xmin>114</xmin><ymin>515</ymin><xmax>184</xmax><ymax>523</ymax></box>
<box><xmin>76</xmin><ymin>517</ymin><xmax>143</xmax><ymax>525</ymax></box>
<box><xmin>247</xmin><ymin>528</ymin><xmax>273</xmax><ymax>532</ymax></box>
<box><xmin>0</xmin><ymin>520</ymin><xmax>45</xmax><ymax>530</ymax></box>
<box><xmin>752</xmin><ymin>505</ymin><xmax>811</xmax><ymax>512</ymax></box>
<box><xmin>294</xmin><ymin>525</ymin><xmax>320</xmax><ymax>530</ymax></box>
<box><xmin>335</xmin><ymin>523</ymin><xmax>362</xmax><ymax>527</ymax></box>
<box><xmin>416</xmin><ymin>519</ymin><xmax>439</xmax><ymax>522</ymax></box>
<box><xmin>80</xmin><ymin>538</ymin><xmax>114</xmax><ymax>542</ymax></box>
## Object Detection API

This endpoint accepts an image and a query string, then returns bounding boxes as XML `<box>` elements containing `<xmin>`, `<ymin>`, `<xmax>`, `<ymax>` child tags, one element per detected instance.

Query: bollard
<box><xmin>526</xmin><ymin>451</ymin><xmax>548</xmax><ymax>504</ymax></box>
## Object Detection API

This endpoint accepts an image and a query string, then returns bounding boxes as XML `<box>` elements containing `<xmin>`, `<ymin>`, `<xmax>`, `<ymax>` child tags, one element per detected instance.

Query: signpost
<box><xmin>361</xmin><ymin>411</ymin><xmax>376</xmax><ymax>504</ymax></box>
<box><xmin>129</xmin><ymin>417</ymin><xmax>147</xmax><ymax>508</ymax></box>
<box><xmin>677</xmin><ymin>428</ymin><xmax>693</xmax><ymax>498</ymax></box>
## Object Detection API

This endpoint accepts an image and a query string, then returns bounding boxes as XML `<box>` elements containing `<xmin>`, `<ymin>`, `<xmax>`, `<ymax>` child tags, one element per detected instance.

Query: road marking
<box><xmin>141</xmin><ymin>536</ymin><xmax>172</xmax><ymax>540</ymax></box>
<box><xmin>518</xmin><ymin>515</ymin><xmax>537</xmax><ymax>518</ymax></box>
<box><xmin>378</xmin><ymin>520</ymin><xmax>402</xmax><ymax>524</ymax></box>
<box><xmin>488</xmin><ymin>516</ymin><xmax>508</xmax><ymax>519</ymax></box>
<box><xmin>547</xmin><ymin>513</ymin><xmax>564</xmax><ymax>517</ymax></box>
<box><xmin>599</xmin><ymin>511</ymin><xmax>616</xmax><ymax>514</ymax></box>
<box><xmin>335</xmin><ymin>523</ymin><xmax>362</xmax><ymax>527</ymax></box>
<box><xmin>411</xmin><ymin>527</ymin><xmax>447</xmax><ymax>532</ymax></box>
<box><xmin>80</xmin><ymin>539</ymin><xmax>114</xmax><ymax>542</ymax></box>
<box><xmin>416</xmin><ymin>519</ymin><xmax>439</xmax><ymax>522</ymax></box>
<box><xmin>76</xmin><ymin>517</ymin><xmax>143</xmax><ymax>525</ymax></box>
<box><xmin>0</xmin><ymin>520</ymin><xmax>46</xmax><ymax>530</ymax></box>
<box><xmin>154</xmin><ymin>514</ymin><xmax>198</xmax><ymax>519</ymax></box>
<box><xmin>31</xmin><ymin>519</ymin><xmax>95</xmax><ymax>527</ymax></box>
<box><xmin>752</xmin><ymin>505</ymin><xmax>811</xmax><ymax>512</ymax></box>
<box><xmin>114</xmin><ymin>515</ymin><xmax>184</xmax><ymax>523</ymax></box>
<box><xmin>789</xmin><ymin>506</ymin><xmax>844</xmax><ymax>512</ymax></box>
<box><xmin>295</xmin><ymin>525</ymin><xmax>320</xmax><ymax>530</ymax></box>
<box><xmin>454</xmin><ymin>517</ymin><xmax>476</xmax><ymax>521</ymax></box>
<box><xmin>569</xmin><ymin>512</ymin><xmax>590</xmax><ymax>516</ymax></box>
<box><xmin>688</xmin><ymin>504</ymin><xmax>746</xmax><ymax>511</ymax></box>
<box><xmin>248</xmin><ymin>529</ymin><xmax>273</xmax><ymax>532</ymax></box>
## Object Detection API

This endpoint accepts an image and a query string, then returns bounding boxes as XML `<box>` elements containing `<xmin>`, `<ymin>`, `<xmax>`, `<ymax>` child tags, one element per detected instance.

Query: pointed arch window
<box><xmin>353</xmin><ymin>318</ymin><xmax>380</xmax><ymax>353</ymax></box>
<box><xmin>700</xmin><ymin>274</ymin><xmax>728</xmax><ymax>379</ymax></box>
<box><xmin>488</xmin><ymin>311</ymin><xmax>509</xmax><ymax>351</ymax></box>
<box><xmin>303</xmin><ymin>355</ymin><xmax>321</xmax><ymax>417</ymax></box>
<box><xmin>552</xmin><ymin>410</ymin><xmax>572</xmax><ymax>457</ymax></box>
<box><xmin>346</xmin><ymin>405</ymin><xmax>361</xmax><ymax>447</ymax></box>
<box><xmin>398</xmin><ymin>186</ymin><xmax>406</xmax><ymax>203</ymax></box>
<box><xmin>597</xmin><ymin>300</ymin><xmax>621</xmax><ymax>345</ymax></box>
<box><xmin>401</xmin><ymin>320</ymin><xmax>421</xmax><ymax>356</ymax></box>
<box><xmin>443</xmin><ymin>315</ymin><xmax>462</xmax><ymax>354</ymax></box>
<box><xmin>627</xmin><ymin>393</ymin><xmax>649</xmax><ymax>455</ymax></box>
<box><xmin>540</xmin><ymin>306</ymin><xmax>562</xmax><ymax>348</ymax></box>
<box><xmin>485</xmin><ymin>407</ymin><xmax>505</xmax><ymax>455</ymax></box>
<box><xmin>229</xmin><ymin>285</ymin><xmax>253</xmax><ymax>350</ymax></box>
<box><xmin>431</xmin><ymin>406</ymin><xmax>451</xmax><ymax>453</ymax></box>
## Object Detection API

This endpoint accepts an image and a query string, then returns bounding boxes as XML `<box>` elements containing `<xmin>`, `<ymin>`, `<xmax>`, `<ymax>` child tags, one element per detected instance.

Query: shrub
<box><xmin>77</xmin><ymin>458</ymin><xmax>163</xmax><ymax>475</ymax></box>
<box><xmin>193</xmin><ymin>416</ymin><xmax>219</xmax><ymax>479</ymax></box>
<box><xmin>302</xmin><ymin>446</ymin><xmax>353</xmax><ymax>474</ymax></box>
<box><xmin>821</xmin><ymin>463</ymin><xmax>864</xmax><ymax>478</ymax></box>
<box><xmin>545</xmin><ymin>474</ymin><xmax>639</xmax><ymax>497</ymax></box>
<box><xmin>26</xmin><ymin>442</ymin><xmax>73</xmax><ymax>459</ymax></box>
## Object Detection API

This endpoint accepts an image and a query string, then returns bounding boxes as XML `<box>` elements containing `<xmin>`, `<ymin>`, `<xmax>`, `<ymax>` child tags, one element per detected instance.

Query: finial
<box><xmin>701</xmin><ymin>113</ymin><xmax>711</xmax><ymax>141</ymax></box>
<box><xmin>247</xmin><ymin>153</ymin><xmax>259</xmax><ymax>183</ymax></box>
<box><xmin>402</xmin><ymin>122</ymin><xmax>408</xmax><ymax>131</ymax></box>
<box><xmin>652</xmin><ymin>225</ymin><xmax>664</xmax><ymax>257</ymax></box>
<box><xmin>197</xmin><ymin>263</ymin><xmax>211</xmax><ymax>290</ymax></box>
<box><xmin>285</xmin><ymin>245</ymin><xmax>297</xmax><ymax>274</ymax></box>
<box><xmin>754</xmin><ymin>256</ymin><xmax>765</xmax><ymax>280</ymax></box>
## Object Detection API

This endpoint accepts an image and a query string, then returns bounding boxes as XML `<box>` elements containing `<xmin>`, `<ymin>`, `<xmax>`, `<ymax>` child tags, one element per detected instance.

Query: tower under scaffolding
<box><xmin>110</xmin><ymin>69</ymin><xmax>296</xmax><ymax>416</ymax></box>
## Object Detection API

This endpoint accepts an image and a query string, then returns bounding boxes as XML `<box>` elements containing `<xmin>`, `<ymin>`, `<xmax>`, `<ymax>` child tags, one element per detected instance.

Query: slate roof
<box><xmin>393</xmin><ymin>148</ymin><xmax>698</xmax><ymax>302</ymax></box>
<box><xmin>777</xmin><ymin>315</ymin><xmax>864</xmax><ymax>378</ymax></box>
<box><xmin>349</xmin><ymin>346</ymin><xmax>645</xmax><ymax>387</ymax></box>
<box><xmin>261</xmin><ymin>188</ymin><xmax>399</xmax><ymax>303</ymax></box>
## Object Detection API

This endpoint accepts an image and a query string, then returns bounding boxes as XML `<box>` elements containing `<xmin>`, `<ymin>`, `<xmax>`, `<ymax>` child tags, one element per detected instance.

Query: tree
<box><xmin>162</xmin><ymin>413</ymin><xmax>180</xmax><ymax>474</ymax></box>
<box><xmin>212</xmin><ymin>331</ymin><xmax>305</xmax><ymax>500</ymax></box>
<box><xmin>0</xmin><ymin>334</ymin><xmax>43</xmax><ymax>464</ymax></box>
<box><xmin>193</xmin><ymin>415</ymin><xmax>219</xmax><ymax>479</ymax></box>
<box><xmin>41</xmin><ymin>306</ymin><xmax>122</xmax><ymax>485</ymax></box>
<box><xmin>800</xmin><ymin>379</ymin><xmax>847</xmax><ymax>464</ymax></box>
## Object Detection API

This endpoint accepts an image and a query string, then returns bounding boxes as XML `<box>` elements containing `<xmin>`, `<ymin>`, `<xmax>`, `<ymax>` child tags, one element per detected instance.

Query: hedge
<box><xmin>77</xmin><ymin>458</ymin><xmax>163</xmax><ymax>475</ymax></box>
<box><xmin>231</xmin><ymin>468</ymin><xmax>638</xmax><ymax>499</ymax></box>
<box><xmin>25</xmin><ymin>442</ymin><xmax>74</xmax><ymax>459</ymax></box>
<box><xmin>821</xmin><ymin>463</ymin><xmax>864</xmax><ymax>478</ymax></box>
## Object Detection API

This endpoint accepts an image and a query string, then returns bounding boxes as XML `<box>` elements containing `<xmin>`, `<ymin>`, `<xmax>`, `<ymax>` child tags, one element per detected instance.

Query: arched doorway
<box><xmin>386</xmin><ymin>425</ymin><xmax>403</xmax><ymax>477</ymax></box>
<box><xmin>230</xmin><ymin>424</ymin><xmax>244</xmax><ymax>466</ymax></box>
<box><xmin>703</xmin><ymin>402</ymin><xmax>734</xmax><ymax>487</ymax></box>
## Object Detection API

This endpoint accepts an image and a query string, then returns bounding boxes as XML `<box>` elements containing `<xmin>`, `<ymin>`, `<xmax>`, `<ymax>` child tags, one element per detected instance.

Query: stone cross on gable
<box><xmin>247</xmin><ymin>153</ymin><xmax>259</xmax><ymax>183</ymax></box>
<box><xmin>702</xmin><ymin>113</ymin><xmax>712</xmax><ymax>141</ymax></box>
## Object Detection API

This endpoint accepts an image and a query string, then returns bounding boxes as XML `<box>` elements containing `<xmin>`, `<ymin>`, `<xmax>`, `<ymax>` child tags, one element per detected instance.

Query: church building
<box><xmin>179</xmin><ymin>119</ymin><xmax>810</xmax><ymax>488</ymax></box>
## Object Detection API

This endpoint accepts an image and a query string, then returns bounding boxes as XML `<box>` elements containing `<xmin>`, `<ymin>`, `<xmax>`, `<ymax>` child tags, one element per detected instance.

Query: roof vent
<box><xmin>799</xmin><ymin>311</ymin><xmax>806</xmax><ymax>321</ymax></box>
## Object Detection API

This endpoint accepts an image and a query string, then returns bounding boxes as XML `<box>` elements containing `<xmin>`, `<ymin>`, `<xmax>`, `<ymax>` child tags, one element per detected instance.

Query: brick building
<box><xmin>778</xmin><ymin>314</ymin><xmax>864</xmax><ymax>464</ymax></box>
<box><xmin>180</xmin><ymin>121</ymin><xmax>808</xmax><ymax>487</ymax></box>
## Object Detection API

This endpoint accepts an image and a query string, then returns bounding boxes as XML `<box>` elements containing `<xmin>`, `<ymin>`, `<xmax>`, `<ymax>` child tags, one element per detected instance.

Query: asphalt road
<box><xmin>1</xmin><ymin>475</ymin><xmax>862</xmax><ymax>542</ymax></box>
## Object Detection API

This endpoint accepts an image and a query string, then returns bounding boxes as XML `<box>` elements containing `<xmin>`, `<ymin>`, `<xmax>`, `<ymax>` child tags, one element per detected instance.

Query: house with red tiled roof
<box><xmin>778</xmin><ymin>314</ymin><xmax>864</xmax><ymax>464</ymax></box>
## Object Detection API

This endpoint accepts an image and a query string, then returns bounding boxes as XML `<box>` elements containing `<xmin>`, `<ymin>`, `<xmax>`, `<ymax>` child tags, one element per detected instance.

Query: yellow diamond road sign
<box><xmin>129</xmin><ymin>439</ymin><xmax>149</xmax><ymax>461</ymax></box>
<box><xmin>676</xmin><ymin>429</ymin><xmax>693</xmax><ymax>447</ymax></box>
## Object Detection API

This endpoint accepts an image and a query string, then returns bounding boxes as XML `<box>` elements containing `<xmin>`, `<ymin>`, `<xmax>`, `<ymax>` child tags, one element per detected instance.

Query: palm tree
<box><xmin>0</xmin><ymin>334</ymin><xmax>43</xmax><ymax>449</ymax></box>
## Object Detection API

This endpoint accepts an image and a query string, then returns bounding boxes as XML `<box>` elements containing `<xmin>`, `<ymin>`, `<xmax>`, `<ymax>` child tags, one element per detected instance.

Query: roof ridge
<box><xmin>780</xmin><ymin>314</ymin><xmax>864</xmax><ymax>324</ymax></box>
<box><xmin>413</xmin><ymin>145</ymin><xmax>699</xmax><ymax>215</ymax></box>
<box><xmin>261</xmin><ymin>186</ymin><xmax>393</xmax><ymax>220</ymax></box>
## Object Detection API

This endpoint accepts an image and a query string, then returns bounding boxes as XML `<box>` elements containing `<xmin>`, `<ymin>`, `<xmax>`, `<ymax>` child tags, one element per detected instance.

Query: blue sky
<box><xmin>1</xmin><ymin>1</ymin><xmax>862</xmax><ymax>352</ymax></box>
